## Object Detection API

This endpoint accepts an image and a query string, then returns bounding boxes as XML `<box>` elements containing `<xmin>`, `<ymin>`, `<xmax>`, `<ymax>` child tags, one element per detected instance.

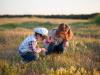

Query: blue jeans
<box><xmin>20</xmin><ymin>52</ymin><xmax>38</xmax><ymax>62</ymax></box>
<box><xmin>46</xmin><ymin>42</ymin><xmax>64</xmax><ymax>55</ymax></box>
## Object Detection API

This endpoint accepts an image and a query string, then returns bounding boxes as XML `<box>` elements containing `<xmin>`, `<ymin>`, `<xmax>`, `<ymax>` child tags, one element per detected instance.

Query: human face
<box><xmin>62</xmin><ymin>25</ymin><xmax>68</xmax><ymax>31</ymax></box>
<box><xmin>36</xmin><ymin>35</ymin><xmax>43</xmax><ymax>41</ymax></box>
<box><xmin>59</xmin><ymin>24</ymin><xmax>69</xmax><ymax>32</ymax></box>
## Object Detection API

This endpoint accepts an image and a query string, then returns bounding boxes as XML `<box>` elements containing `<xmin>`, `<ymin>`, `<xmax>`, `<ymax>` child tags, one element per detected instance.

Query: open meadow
<box><xmin>0</xmin><ymin>17</ymin><xmax>88</xmax><ymax>25</ymax></box>
<box><xmin>0</xmin><ymin>17</ymin><xmax>100</xmax><ymax>75</ymax></box>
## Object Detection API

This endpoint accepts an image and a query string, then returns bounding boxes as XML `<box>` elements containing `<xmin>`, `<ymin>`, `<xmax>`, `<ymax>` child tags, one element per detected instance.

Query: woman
<box><xmin>45</xmin><ymin>23</ymin><xmax>73</xmax><ymax>55</ymax></box>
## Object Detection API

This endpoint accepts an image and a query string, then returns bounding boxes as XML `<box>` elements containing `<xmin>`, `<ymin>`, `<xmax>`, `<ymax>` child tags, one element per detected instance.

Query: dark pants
<box><xmin>46</xmin><ymin>42</ymin><xmax>64</xmax><ymax>55</ymax></box>
<box><xmin>20</xmin><ymin>52</ymin><xmax>38</xmax><ymax>62</ymax></box>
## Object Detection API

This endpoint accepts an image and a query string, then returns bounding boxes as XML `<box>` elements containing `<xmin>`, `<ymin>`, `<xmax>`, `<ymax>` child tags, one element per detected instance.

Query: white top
<box><xmin>43</xmin><ymin>29</ymin><xmax>69</xmax><ymax>49</ymax></box>
<box><xmin>49</xmin><ymin>29</ymin><xmax>63</xmax><ymax>45</ymax></box>
<box><xmin>19</xmin><ymin>35</ymin><xmax>41</xmax><ymax>53</ymax></box>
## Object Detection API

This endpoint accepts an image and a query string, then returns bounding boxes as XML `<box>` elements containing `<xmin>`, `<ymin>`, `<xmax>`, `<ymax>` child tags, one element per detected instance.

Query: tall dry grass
<box><xmin>0</xmin><ymin>17</ymin><xmax>88</xmax><ymax>25</ymax></box>
<box><xmin>0</xmin><ymin>21</ymin><xmax>100</xmax><ymax>75</ymax></box>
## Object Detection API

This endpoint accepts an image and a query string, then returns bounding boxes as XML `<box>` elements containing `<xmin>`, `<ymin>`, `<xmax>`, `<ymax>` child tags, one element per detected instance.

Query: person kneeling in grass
<box><xmin>44</xmin><ymin>23</ymin><xmax>73</xmax><ymax>55</ymax></box>
<box><xmin>19</xmin><ymin>27</ymin><xmax>48</xmax><ymax>62</ymax></box>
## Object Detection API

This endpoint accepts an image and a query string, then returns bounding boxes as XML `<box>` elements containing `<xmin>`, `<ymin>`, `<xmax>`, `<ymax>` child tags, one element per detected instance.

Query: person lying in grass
<box><xmin>44</xmin><ymin>23</ymin><xmax>73</xmax><ymax>55</ymax></box>
<box><xmin>19</xmin><ymin>27</ymin><xmax>48</xmax><ymax>62</ymax></box>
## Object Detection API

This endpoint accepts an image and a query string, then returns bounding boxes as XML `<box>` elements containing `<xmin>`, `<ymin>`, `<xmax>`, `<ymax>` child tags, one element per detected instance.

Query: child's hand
<box><xmin>34</xmin><ymin>48</ymin><xmax>42</xmax><ymax>53</ymax></box>
<box><xmin>41</xmin><ymin>48</ymin><xmax>47</xmax><ymax>52</ymax></box>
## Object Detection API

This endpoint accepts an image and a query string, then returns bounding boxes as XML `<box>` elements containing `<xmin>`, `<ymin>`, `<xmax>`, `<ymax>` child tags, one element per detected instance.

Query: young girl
<box><xmin>19</xmin><ymin>27</ymin><xmax>48</xmax><ymax>62</ymax></box>
<box><xmin>45</xmin><ymin>23</ymin><xmax>73</xmax><ymax>55</ymax></box>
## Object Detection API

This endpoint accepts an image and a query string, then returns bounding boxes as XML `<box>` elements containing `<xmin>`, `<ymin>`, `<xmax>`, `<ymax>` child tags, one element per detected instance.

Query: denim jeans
<box><xmin>20</xmin><ymin>52</ymin><xmax>39</xmax><ymax>62</ymax></box>
<box><xmin>46</xmin><ymin>42</ymin><xmax>64</xmax><ymax>55</ymax></box>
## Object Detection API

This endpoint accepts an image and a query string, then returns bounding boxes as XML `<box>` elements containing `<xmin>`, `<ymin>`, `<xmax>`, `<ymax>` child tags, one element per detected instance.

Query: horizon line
<box><xmin>0</xmin><ymin>12</ymin><xmax>100</xmax><ymax>16</ymax></box>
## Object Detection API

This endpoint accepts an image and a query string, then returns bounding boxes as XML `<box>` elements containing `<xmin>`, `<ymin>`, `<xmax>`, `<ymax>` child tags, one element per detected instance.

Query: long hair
<box><xmin>56</xmin><ymin>23</ymin><xmax>73</xmax><ymax>41</ymax></box>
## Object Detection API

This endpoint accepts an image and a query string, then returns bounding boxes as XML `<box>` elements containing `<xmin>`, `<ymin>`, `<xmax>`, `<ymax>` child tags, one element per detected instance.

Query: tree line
<box><xmin>0</xmin><ymin>13</ymin><xmax>99</xmax><ymax>19</ymax></box>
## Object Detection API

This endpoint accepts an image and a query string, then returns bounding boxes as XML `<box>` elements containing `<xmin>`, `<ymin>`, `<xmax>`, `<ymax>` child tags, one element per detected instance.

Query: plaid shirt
<box><xmin>19</xmin><ymin>35</ymin><xmax>42</xmax><ymax>54</ymax></box>
<box><xmin>19</xmin><ymin>35</ymin><xmax>37</xmax><ymax>53</ymax></box>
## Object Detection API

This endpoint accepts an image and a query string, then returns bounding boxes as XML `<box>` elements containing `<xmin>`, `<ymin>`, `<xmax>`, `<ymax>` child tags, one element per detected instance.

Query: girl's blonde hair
<box><xmin>56</xmin><ymin>23</ymin><xmax>73</xmax><ymax>41</ymax></box>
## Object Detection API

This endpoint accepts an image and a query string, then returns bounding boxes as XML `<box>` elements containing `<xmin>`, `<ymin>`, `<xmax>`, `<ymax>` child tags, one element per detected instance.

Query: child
<box><xmin>45</xmin><ymin>23</ymin><xmax>73</xmax><ymax>55</ymax></box>
<box><xmin>19</xmin><ymin>27</ymin><xmax>48</xmax><ymax>62</ymax></box>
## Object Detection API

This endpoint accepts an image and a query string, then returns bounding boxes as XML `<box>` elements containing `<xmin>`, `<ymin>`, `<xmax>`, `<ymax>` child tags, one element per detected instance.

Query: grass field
<box><xmin>0</xmin><ymin>17</ymin><xmax>100</xmax><ymax>75</ymax></box>
<box><xmin>0</xmin><ymin>17</ymin><xmax>88</xmax><ymax>25</ymax></box>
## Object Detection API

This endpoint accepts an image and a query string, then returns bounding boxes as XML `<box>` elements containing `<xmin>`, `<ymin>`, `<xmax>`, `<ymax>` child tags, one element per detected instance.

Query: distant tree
<box><xmin>93</xmin><ymin>15</ymin><xmax>100</xmax><ymax>25</ymax></box>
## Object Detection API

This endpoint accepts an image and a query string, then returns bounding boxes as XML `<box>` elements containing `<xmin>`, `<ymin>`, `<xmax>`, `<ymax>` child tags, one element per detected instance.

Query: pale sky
<box><xmin>0</xmin><ymin>0</ymin><xmax>100</xmax><ymax>15</ymax></box>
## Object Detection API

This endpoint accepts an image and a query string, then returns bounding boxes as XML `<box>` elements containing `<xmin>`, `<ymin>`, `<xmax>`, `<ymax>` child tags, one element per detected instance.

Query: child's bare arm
<box><xmin>31</xmin><ymin>41</ymin><xmax>41</xmax><ymax>53</ymax></box>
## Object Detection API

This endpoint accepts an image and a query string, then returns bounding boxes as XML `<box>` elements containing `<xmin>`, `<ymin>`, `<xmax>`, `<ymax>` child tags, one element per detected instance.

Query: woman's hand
<box><xmin>47</xmin><ymin>36</ymin><xmax>54</xmax><ymax>43</ymax></box>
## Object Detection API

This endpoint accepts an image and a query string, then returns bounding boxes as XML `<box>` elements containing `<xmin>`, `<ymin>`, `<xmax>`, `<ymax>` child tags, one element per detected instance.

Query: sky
<box><xmin>0</xmin><ymin>0</ymin><xmax>100</xmax><ymax>15</ymax></box>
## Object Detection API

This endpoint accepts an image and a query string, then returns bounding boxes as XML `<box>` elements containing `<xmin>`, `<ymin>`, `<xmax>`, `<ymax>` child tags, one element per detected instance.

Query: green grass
<box><xmin>92</xmin><ymin>15</ymin><xmax>100</xmax><ymax>25</ymax></box>
<box><xmin>0</xmin><ymin>21</ymin><xmax>100</xmax><ymax>75</ymax></box>
<box><xmin>0</xmin><ymin>22</ymin><xmax>57</xmax><ymax>30</ymax></box>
